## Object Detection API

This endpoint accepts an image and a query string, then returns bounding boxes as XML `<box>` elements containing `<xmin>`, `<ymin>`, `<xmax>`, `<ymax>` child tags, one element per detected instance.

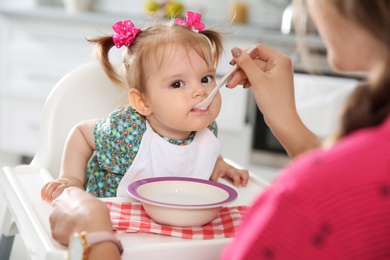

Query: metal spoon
<box><xmin>194</xmin><ymin>45</ymin><xmax>257</xmax><ymax>110</ymax></box>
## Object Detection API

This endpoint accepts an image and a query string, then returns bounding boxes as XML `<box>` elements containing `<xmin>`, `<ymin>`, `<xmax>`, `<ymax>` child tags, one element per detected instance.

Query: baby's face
<box><xmin>143</xmin><ymin>45</ymin><xmax>221</xmax><ymax>140</ymax></box>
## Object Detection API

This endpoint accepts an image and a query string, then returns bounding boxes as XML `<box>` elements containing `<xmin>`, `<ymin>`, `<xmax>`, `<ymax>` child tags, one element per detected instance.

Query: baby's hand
<box><xmin>210</xmin><ymin>157</ymin><xmax>249</xmax><ymax>187</ymax></box>
<box><xmin>41</xmin><ymin>177</ymin><xmax>83</xmax><ymax>202</ymax></box>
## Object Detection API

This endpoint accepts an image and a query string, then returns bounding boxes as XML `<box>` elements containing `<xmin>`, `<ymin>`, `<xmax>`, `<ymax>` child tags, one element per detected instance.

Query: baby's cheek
<box><xmin>213</xmin><ymin>94</ymin><xmax>222</xmax><ymax>113</ymax></box>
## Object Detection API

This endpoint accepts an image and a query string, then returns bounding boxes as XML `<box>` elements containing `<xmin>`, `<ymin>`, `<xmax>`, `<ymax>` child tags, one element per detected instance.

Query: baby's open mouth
<box><xmin>191</xmin><ymin>106</ymin><xmax>208</xmax><ymax>112</ymax></box>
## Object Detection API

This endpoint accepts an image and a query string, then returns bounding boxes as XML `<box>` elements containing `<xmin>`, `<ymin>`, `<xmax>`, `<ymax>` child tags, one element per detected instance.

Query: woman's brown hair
<box><xmin>294</xmin><ymin>0</ymin><xmax>390</xmax><ymax>139</ymax></box>
<box><xmin>332</xmin><ymin>0</ymin><xmax>390</xmax><ymax>138</ymax></box>
<box><xmin>88</xmin><ymin>20</ymin><xmax>224</xmax><ymax>95</ymax></box>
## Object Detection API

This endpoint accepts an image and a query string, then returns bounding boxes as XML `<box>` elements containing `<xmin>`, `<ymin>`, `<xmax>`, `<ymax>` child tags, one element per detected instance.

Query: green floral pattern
<box><xmin>84</xmin><ymin>107</ymin><xmax>217</xmax><ymax>197</ymax></box>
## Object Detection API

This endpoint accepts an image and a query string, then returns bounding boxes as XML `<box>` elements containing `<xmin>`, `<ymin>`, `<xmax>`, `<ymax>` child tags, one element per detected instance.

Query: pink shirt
<box><xmin>222</xmin><ymin>115</ymin><xmax>390</xmax><ymax>259</ymax></box>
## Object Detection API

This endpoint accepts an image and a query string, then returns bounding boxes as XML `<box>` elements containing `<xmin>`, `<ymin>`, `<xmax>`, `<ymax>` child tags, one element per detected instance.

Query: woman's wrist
<box><xmin>80</xmin><ymin>200</ymin><xmax>112</xmax><ymax>233</ymax></box>
<box><xmin>266</xmin><ymin>111</ymin><xmax>321</xmax><ymax>158</ymax></box>
<box><xmin>69</xmin><ymin>231</ymin><xmax>122</xmax><ymax>260</ymax></box>
<box><xmin>88</xmin><ymin>241</ymin><xmax>121</xmax><ymax>260</ymax></box>
<box><xmin>68</xmin><ymin>193</ymin><xmax>113</xmax><ymax>239</ymax></box>
<box><xmin>67</xmin><ymin>196</ymin><xmax>120</xmax><ymax>259</ymax></box>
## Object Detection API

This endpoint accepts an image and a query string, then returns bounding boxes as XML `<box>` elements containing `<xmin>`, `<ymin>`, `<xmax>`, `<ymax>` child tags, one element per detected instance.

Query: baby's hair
<box><xmin>88</xmin><ymin>20</ymin><xmax>224</xmax><ymax>94</ymax></box>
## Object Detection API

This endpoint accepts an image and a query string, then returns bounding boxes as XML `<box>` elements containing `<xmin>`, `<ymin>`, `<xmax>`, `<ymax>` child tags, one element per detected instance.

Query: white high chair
<box><xmin>0</xmin><ymin>62</ymin><xmax>268</xmax><ymax>260</ymax></box>
<box><xmin>0</xmin><ymin>62</ymin><xmax>128</xmax><ymax>259</ymax></box>
<box><xmin>27</xmin><ymin>62</ymin><xmax>130</xmax><ymax>177</ymax></box>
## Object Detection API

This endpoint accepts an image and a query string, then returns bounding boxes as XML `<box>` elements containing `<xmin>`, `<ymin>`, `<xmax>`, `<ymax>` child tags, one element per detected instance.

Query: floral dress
<box><xmin>84</xmin><ymin>106</ymin><xmax>217</xmax><ymax>197</ymax></box>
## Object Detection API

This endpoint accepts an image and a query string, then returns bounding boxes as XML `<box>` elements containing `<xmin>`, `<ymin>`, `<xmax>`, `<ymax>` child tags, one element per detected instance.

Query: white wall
<box><xmin>92</xmin><ymin>0</ymin><xmax>289</xmax><ymax>29</ymax></box>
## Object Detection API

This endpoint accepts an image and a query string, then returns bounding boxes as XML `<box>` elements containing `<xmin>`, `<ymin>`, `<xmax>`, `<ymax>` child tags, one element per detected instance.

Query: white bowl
<box><xmin>127</xmin><ymin>177</ymin><xmax>238</xmax><ymax>227</ymax></box>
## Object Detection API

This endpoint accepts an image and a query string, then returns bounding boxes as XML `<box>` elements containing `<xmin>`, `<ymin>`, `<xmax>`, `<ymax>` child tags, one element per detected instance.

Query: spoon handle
<box><xmin>208</xmin><ymin>64</ymin><xmax>240</xmax><ymax>98</ymax></box>
<box><xmin>214</xmin><ymin>45</ymin><xmax>258</xmax><ymax>92</ymax></box>
<box><xmin>194</xmin><ymin>45</ymin><xmax>258</xmax><ymax>109</ymax></box>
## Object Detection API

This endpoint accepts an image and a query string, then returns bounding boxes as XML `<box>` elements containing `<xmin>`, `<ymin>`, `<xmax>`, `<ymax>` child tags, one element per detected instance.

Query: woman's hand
<box><xmin>210</xmin><ymin>156</ymin><xmax>249</xmax><ymax>187</ymax></box>
<box><xmin>228</xmin><ymin>44</ymin><xmax>321</xmax><ymax>158</ymax></box>
<box><xmin>49</xmin><ymin>187</ymin><xmax>113</xmax><ymax>245</ymax></box>
<box><xmin>228</xmin><ymin>44</ymin><xmax>295</xmax><ymax>127</ymax></box>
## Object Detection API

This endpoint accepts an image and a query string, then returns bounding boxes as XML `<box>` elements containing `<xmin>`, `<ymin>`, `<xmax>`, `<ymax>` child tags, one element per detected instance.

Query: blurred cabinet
<box><xmin>0</xmin><ymin>9</ymin><xmax>113</xmax><ymax>156</ymax></box>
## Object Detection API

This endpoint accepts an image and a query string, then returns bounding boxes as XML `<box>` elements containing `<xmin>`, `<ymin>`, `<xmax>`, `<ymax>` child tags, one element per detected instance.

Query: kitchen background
<box><xmin>0</xmin><ymin>0</ymin><xmax>295</xmax><ymax>173</ymax></box>
<box><xmin>0</xmin><ymin>1</ymin><xmax>360</xmax><ymax>258</ymax></box>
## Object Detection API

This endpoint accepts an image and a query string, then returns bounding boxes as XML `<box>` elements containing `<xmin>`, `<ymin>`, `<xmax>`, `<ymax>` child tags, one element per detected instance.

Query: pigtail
<box><xmin>87</xmin><ymin>36</ymin><xmax>125</xmax><ymax>87</ymax></box>
<box><xmin>333</xmin><ymin>0</ymin><xmax>390</xmax><ymax>139</ymax></box>
<box><xmin>336</xmin><ymin>57</ymin><xmax>390</xmax><ymax>139</ymax></box>
<box><xmin>87</xmin><ymin>15</ymin><xmax>226</xmax><ymax>94</ymax></box>
<box><xmin>199</xmin><ymin>29</ymin><xmax>224</xmax><ymax>68</ymax></box>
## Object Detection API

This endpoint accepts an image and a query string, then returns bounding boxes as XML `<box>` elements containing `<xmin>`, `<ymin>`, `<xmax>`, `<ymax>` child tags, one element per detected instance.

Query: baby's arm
<box><xmin>210</xmin><ymin>155</ymin><xmax>249</xmax><ymax>187</ymax></box>
<box><xmin>41</xmin><ymin>119</ymin><xmax>97</xmax><ymax>202</ymax></box>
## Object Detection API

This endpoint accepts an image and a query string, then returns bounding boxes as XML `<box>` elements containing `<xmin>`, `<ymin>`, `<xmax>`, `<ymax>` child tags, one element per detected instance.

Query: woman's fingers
<box><xmin>227</xmin><ymin>45</ymin><xmax>269</xmax><ymax>89</ymax></box>
<box><xmin>226</xmin><ymin>69</ymin><xmax>248</xmax><ymax>88</ymax></box>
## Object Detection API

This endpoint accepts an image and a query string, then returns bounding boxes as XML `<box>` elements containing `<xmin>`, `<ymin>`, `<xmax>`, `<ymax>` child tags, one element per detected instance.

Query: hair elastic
<box><xmin>112</xmin><ymin>11</ymin><xmax>205</xmax><ymax>49</ymax></box>
<box><xmin>176</xmin><ymin>11</ymin><xmax>206</xmax><ymax>33</ymax></box>
<box><xmin>112</xmin><ymin>20</ymin><xmax>141</xmax><ymax>48</ymax></box>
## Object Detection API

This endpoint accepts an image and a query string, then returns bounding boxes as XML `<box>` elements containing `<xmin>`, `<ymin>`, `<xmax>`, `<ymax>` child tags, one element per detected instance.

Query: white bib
<box><xmin>116</xmin><ymin>121</ymin><xmax>220</xmax><ymax>198</ymax></box>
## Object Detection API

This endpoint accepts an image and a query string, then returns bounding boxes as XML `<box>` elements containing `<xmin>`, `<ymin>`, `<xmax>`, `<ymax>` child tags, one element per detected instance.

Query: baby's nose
<box><xmin>192</xmin><ymin>83</ymin><xmax>208</xmax><ymax>98</ymax></box>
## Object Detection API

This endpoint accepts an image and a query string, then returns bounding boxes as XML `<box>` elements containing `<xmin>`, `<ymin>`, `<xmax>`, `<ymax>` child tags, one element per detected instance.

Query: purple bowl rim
<box><xmin>127</xmin><ymin>177</ymin><xmax>238</xmax><ymax>208</ymax></box>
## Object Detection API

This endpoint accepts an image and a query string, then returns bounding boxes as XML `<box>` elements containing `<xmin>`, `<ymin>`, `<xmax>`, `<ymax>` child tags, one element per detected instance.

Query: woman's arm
<box><xmin>228</xmin><ymin>44</ymin><xmax>321</xmax><ymax>158</ymax></box>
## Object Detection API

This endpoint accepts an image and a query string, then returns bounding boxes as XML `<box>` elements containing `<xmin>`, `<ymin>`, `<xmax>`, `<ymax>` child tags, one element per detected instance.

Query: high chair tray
<box><xmin>1</xmin><ymin>159</ymin><xmax>269</xmax><ymax>260</ymax></box>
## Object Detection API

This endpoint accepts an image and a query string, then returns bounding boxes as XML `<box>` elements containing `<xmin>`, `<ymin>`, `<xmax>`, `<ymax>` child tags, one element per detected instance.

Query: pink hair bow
<box><xmin>112</xmin><ymin>20</ymin><xmax>141</xmax><ymax>48</ymax></box>
<box><xmin>176</xmin><ymin>11</ymin><xmax>206</xmax><ymax>33</ymax></box>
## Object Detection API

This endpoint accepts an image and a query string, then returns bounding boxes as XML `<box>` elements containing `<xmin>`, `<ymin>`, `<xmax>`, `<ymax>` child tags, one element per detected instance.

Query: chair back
<box><xmin>30</xmin><ymin>62</ymin><xmax>128</xmax><ymax>178</ymax></box>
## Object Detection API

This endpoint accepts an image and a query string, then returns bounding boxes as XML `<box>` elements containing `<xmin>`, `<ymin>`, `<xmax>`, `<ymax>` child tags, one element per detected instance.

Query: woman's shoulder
<box><xmin>278</xmin><ymin>115</ymin><xmax>390</xmax><ymax>191</ymax></box>
<box><xmin>231</xmin><ymin>117</ymin><xmax>390</xmax><ymax>260</ymax></box>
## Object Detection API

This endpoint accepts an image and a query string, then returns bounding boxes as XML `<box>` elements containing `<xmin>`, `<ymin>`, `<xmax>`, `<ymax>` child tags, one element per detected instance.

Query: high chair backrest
<box><xmin>30</xmin><ymin>62</ymin><xmax>129</xmax><ymax>178</ymax></box>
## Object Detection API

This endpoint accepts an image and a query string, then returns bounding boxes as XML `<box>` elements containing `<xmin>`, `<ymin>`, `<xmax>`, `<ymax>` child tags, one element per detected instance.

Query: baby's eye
<box><xmin>201</xmin><ymin>75</ymin><xmax>214</xmax><ymax>84</ymax></box>
<box><xmin>170</xmin><ymin>81</ymin><xmax>184</xmax><ymax>88</ymax></box>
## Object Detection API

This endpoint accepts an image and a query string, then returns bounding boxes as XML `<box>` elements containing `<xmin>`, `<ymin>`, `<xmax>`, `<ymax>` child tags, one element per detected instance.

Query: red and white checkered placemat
<box><xmin>105</xmin><ymin>202</ymin><xmax>247</xmax><ymax>239</ymax></box>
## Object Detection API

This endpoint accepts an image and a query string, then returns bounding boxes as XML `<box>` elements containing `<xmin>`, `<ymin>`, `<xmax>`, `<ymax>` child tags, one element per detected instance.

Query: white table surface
<box><xmin>1</xmin><ymin>161</ymin><xmax>268</xmax><ymax>260</ymax></box>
